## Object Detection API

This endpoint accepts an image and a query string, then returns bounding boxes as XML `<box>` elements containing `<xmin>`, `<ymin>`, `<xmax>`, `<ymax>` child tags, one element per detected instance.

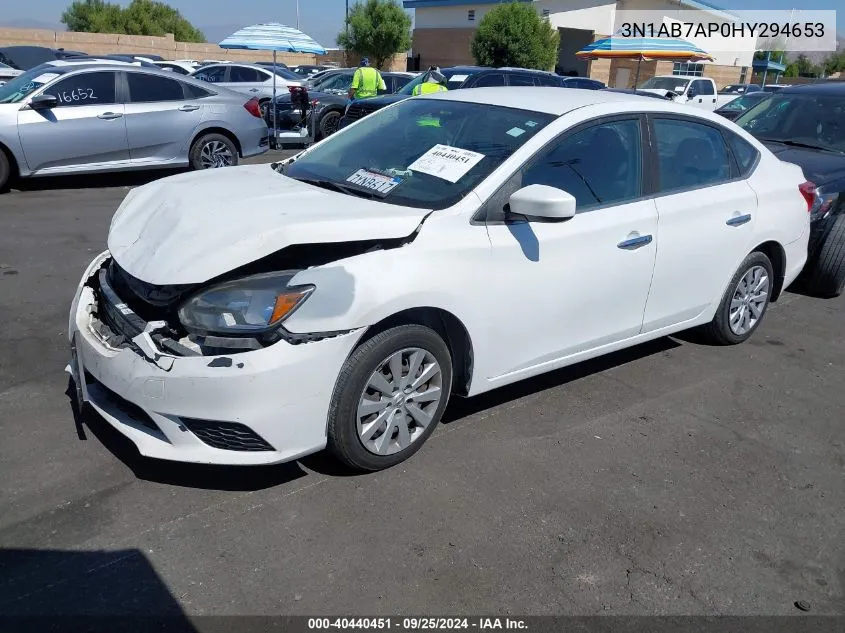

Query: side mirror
<box><xmin>508</xmin><ymin>184</ymin><xmax>576</xmax><ymax>221</ymax></box>
<box><xmin>29</xmin><ymin>94</ymin><xmax>58</xmax><ymax>110</ymax></box>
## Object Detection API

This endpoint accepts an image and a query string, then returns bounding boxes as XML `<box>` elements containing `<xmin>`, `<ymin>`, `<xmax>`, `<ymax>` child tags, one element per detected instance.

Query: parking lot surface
<box><xmin>0</xmin><ymin>152</ymin><xmax>843</xmax><ymax>617</ymax></box>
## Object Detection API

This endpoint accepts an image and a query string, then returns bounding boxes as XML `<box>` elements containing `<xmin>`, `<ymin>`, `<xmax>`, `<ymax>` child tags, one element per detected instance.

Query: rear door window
<box><xmin>508</xmin><ymin>73</ymin><xmax>536</xmax><ymax>86</ymax></box>
<box><xmin>653</xmin><ymin>118</ymin><xmax>732</xmax><ymax>192</ymax></box>
<box><xmin>127</xmin><ymin>72</ymin><xmax>186</xmax><ymax>102</ymax></box>
<box><xmin>472</xmin><ymin>73</ymin><xmax>506</xmax><ymax>87</ymax></box>
<box><xmin>229</xmin><ymin>66</ymin><xmax>265</xmax><ymax>83</ymax></box>
<box><xmin>193</xmin><ymin>65</ymin><xmax>227</xmax><ymax>83</ymax></box>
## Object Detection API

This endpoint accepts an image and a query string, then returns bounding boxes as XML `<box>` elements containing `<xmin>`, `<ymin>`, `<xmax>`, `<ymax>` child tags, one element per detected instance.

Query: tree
<box><xmin>822</xmin><ymin>50</ymin><xmax>845</xmax><ymax>76</ymax></box>
<box><xmin>61</xmin><ymin>0</ymin><xmax>125</xmax><ymax>34</ymax></box>
<box><xmin>337</xmin><ymin>0</ymin><xmax>412</xmax><ymax>70</ymax></box>
<box><xmin>784</xmin><ymin>53</ymin><xmax>820</xmax><ymax>78</ymax></box>
<box><xmin>470</xmin><ymin>2</ymin><xmax>559</xmax><ymax>71</ymax></box>
<box><xmin>61</xmin><ymin>0</ymin><xmax>205</xmax><ymax>43</ymax></box>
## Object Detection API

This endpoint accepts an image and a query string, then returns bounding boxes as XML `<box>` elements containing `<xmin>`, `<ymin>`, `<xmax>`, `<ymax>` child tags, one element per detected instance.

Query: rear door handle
<box><xmin>97</xmin><ymin>112</ymin><xmax>123</xmax><ymax>120</ymax></box>
<box><xmin>249</xmin><ymin>88</ymin><xmax>259</xmax><ymax>92</ymax></box>
<box><xmin>617</xmin><ymin>234</ymin><xmax>653</xmax><ymax>250</ymax></box>
<box><xmin>726</xmin><ymin>213</ymin><xmax>752</xmax><ymax>227</ymax></box>
<box><xmin>178</xmin><ymin>105</ymin><xmax>200</xmax><ymax>112</ymax></box>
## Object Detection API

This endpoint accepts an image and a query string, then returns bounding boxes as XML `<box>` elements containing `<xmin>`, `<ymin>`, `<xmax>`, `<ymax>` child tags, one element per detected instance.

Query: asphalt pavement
<box><xmin>0</xmin><ymin>152</ymin><xmax>843</xmax><ymax>619</ymax></box>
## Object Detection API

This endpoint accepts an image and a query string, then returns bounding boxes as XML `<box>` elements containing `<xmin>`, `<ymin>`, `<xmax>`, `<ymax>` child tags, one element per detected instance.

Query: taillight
<box><xmin>799</xmin><ymin>181</ymin><xmax>816</xmax><ymax>212</ymax></box>
<box><xmin>243</xmin><ymin>97</ymin><xmax>262</xmax><ymax>118</ymax></box>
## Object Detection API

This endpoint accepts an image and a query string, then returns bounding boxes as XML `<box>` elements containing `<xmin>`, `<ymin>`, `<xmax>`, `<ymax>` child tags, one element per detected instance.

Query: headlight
<box><xmin>178</xmin><ymin>271</ymin><xmax>313</xmax><ymax>336</ymax></box>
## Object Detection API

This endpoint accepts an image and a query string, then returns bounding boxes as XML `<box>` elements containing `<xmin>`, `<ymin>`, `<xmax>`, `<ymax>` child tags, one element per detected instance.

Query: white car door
<box><xmin>641</xmin><ymin>115</ymin><xmax>758</xmax><ymax>332</ymax></box>
<box><xmin>483</xmin><ymin>117</ymin><xmax>659</xmax><ymax>378</ymax></box>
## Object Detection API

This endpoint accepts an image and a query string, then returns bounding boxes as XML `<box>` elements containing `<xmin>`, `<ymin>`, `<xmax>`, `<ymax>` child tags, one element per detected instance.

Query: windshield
<box><xmin>639</xmin><ymin>77</ymin><xmax>690</xmax><ymax>93</ymax></box>
<box><xmin>721</xmin><ymin>93</ymin><xmax>769</xmax><ymax>111</ymax></box>
<box><xmin>736</xmin><ymin>93</ymin><xmax>845</xmax><ymax>154</ymax></box>
<box><xmin>284</xmin><ymin>99</ymin><xmax>555</xmax><ymax>210</ymax></box>
<box><xmin>0</xmin><ymin>66</ymin><xmax>60</xmax><ymax>104</ymax></box>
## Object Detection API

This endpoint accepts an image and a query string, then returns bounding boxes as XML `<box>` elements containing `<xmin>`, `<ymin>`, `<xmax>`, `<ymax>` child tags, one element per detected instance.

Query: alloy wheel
<box><xmin>356</xmin><ymin>348</ymin><xmax>444</xmax><ymax>456</ymax></box>
<box><xmin>199</xmin><ymin>140</ymin><xmax>234</xmax><ymax>169</ymax></box>
<box><xmin>729</xmin><ymin>265</ymin><xmax>769</xmax><ymax>335</ymax></box>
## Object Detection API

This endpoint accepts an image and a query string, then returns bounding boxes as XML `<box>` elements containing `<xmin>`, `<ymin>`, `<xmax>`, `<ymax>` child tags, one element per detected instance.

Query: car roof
<box><xmin>419</xmin><ymin>86</ymin><xmax>696</xmax><ymax>115</ymax></box>
<box><xmin>778</xmin><ymin>81</ymin><xmax>845</xmax><ymax>95</ymax></box>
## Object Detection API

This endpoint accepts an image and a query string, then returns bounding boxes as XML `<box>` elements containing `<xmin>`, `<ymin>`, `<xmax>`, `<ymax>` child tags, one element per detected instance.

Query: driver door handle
<box><xmin>97</xmin><ymin>112</ymin><xmax>123</xmax><ymax>120</ymax></box>
<box><xmin>618</xmin><ymin>234</ymin><xmax>653</xmax><ymax>250</ymax></box>
<box><xmin>178</xmin><ymin>105</ymin><xmax>200</xmax><ymax>112</ymax></box>
<box><xmin>726</xmin><ymin>213</ymin><xmax>752</xmax><ymax>227</ymax></box>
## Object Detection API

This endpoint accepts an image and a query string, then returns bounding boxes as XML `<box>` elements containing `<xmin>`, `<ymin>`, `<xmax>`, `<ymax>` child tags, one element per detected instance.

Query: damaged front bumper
<box><xmin>67</xmin><ymin>252</ymin><xmax>364</xmax><ymax>466</ymax></box>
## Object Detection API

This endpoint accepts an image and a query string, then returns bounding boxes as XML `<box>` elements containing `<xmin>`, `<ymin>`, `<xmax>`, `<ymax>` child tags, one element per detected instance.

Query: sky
<box><xmin>0</xmin><ymin>0</ymin><xmax>841</xmax><ymax>48</ymax></box>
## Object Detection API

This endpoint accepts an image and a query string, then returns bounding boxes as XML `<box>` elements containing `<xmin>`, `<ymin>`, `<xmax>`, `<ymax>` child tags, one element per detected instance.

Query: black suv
<box><xmin>737</xmin><ymin>82</ymin><xmax>845</xmax><ymax>297</ymax></box>
<box><xmin>339</xmin><ymin>66</ymin><xmax>603</xmax><ymax>130</ymax></box>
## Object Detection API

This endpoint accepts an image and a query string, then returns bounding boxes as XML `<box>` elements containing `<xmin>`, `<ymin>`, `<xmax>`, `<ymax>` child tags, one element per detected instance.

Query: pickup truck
<box><xmin>638</xmin><ymin>75</ymin><xmax>739</xmax><ymax>111</ymax></box>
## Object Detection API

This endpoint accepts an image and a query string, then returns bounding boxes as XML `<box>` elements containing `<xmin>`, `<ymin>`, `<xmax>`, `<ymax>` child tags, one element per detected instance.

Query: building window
<box><xmin>542</xmin><ymin>8</ymin><xmax>550</xmax><ymax>19</ymax></box>
<box><xmin>739</xmin><ymin>66</ymin><xmax>748</xmax><ymax>83</ymax></box>
<box><xmin>468</xmin><ymin>9</ymin><xmax>475</xmax><ymax>21</ymax></box>
<box><xmin>673</xmin><ymin>62</ymin><xmax>704</xmax><ymax>76</ymax></box>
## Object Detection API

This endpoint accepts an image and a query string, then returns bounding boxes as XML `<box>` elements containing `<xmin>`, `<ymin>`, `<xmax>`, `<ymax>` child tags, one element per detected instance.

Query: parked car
<box><xmin>762</xmin><ymin>84</ymin><xmax>793</xmax><ymax>93</ymax></box>
<box><xmin>714</xmin><ymin>91</ymin><xmax>771</xmax><ymax>121</ymax></box>
<box><xmin>265</xmin><ymin>70</ymin><xmax>414</xmax><ymax>144</ymax></box>
<box><xmin>602</xmin><ymin>88</ymin><xmax>672</xmax><ymax>100</ymax></box>
<box><xmin>0</xmin><ymin>46</ymin><xmax>88</xmax><ymax>70</ymax></box>
<box><xmin>0</xmin><ymin>62</ymin><xmax>269</xmax><ymax>191</ymax></box>
<box><xmin>69</xmin><ymin>88</ymin><xmax>810</xmax><ymax>471</ymax></box>
<box><xmin>0</xmin><ymin>62</ymin><xmax>23</xmax><ymax>84</ymax></box>
<box><xmin>253</xmin><ymin>61</ymin><xmax>291</xmax><ymax>70</ymax></box>
<box><xmin>154</xmin><ymin>60</ymin><xmax>200</xmax><ymax>75</ymax></box>
<box><xmin>736</xmin><ymin>81</ymin><xmax>845</xmax><ymax>296</ymax></box>
<box><xmin>638</xmin><ymin>75</ymin><xmax>738</xmax><ymax>110</ymax></box>
<box><xmin>191</xmin><ymin>62</ymin><xmax>302</xmax><ymax>107</ymax></box>
<box><xmin>291</xmin><ymin>64</ymin><xmax>334</xmax><ymax>78</ymax></box>
<box><xmin>559</xmin><ymin>76</ymin><xmax>606</xmax><ymax>89</ymax></box>
<box><xmin>720</xmin><ymin>84</ymin><xmax>762</xmax><ymax>95</ymax></box>
<box><xmin>338</xmin><ymin>66</ymin><xmax>580</xmax><ymax>130</ymax></box>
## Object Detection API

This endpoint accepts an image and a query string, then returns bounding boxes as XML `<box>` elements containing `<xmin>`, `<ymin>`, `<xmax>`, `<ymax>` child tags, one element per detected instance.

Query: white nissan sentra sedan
<box><xmin>68</xmin><ymin>88</ymin><xmax>811</xmax><ymax>471</ymax></box>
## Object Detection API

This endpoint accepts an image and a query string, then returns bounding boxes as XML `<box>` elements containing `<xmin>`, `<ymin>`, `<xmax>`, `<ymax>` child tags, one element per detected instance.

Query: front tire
<box><xmin>327</xmin><ymin>325</ymin><xmax>453</xmax><ymax>471</ymax></box>
<box><xmin>805</xmin><ymin>215</ymin><xmax>845</xmax><ymax>298</ymax></box>
<box><xmin>317</xmin><ymin>110</ymin><xmax>342</xmax><ymax>141</ymax></box>
<box><xmin>190</xmin><ymin>133</ymin><xmax>238</xmax><ymax>170</ymax></box>
<box><xmin>701</xmin><ymin>251</ymin><xmax>774</xmax><ymax>345</ymax></box>
<box><xmin>0</xmin><ymin>149</ymin><xmax>10</xmax><ymax>193</ymax></box>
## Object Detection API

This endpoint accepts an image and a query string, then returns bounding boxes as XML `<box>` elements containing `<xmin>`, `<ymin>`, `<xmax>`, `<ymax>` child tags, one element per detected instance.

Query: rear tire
<box><xmin>805</xmin><ymin>215</ymin><xmax>845</xmax><ymax>298</ymax></box>
<box><xmin>189</xmin><ymin>133</ymin><xmax>238</xmax><ymax>170</ymax></box>
<box><xmin>0</xmin><ymin>149</ymin><xmax>10</xmax><ymax>193</ymax></box>
<box><xmin>327</xmin><ymin>325</ymin><xmax>452</xmax><ymax>472</ymax></box>
<box><xmin>700</xmin><ymin>251</ymin><xmax>774</xmax><ymax>345</ymax></box>
<box><xmin>317</xmin><ymin>110</ymin><xmax>342</xmax><ymax>141</ymax></box>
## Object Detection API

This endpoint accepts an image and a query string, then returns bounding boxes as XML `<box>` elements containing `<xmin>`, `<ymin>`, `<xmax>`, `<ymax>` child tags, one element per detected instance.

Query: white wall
<box><xmin>538</xmin><ymin>0</ymin><xmax>617</xmax><ymax>35</ymax></box>
<box><xmin>413</xmin><ymin>5</ymin><xmax>495</xmax><ymax>29</ymax></box>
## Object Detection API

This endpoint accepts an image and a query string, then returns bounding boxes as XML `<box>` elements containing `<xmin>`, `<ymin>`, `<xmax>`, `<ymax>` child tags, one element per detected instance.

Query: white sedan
<box><xmin>68</xmin><ymin>88</ymin><xmax>811</xmax><ymax>471</ymax></box>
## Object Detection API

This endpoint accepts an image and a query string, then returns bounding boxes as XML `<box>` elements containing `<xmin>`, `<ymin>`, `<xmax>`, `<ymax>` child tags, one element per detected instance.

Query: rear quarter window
<box><xmin>725</xmin><ymin>132</ymin><xmax>760</xmax><ymax>177</ymax></box>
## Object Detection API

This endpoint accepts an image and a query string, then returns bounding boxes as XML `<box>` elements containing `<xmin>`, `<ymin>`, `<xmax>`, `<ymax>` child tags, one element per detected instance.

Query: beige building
<box><xmin>404</xmin><ymin>0</ymin><xmax>757</xmax><ymax>88</ymax></box>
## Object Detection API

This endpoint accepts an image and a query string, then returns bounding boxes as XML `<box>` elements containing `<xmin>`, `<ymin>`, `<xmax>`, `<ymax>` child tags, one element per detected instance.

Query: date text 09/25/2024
<box><xmin>308</xmin><ymin>618</ymin><xmax>528</xmax><ymax>630</ymax></box>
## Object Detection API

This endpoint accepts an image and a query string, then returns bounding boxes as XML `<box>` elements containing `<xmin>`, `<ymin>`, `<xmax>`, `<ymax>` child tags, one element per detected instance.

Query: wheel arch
<box><xmin>0</xmin><ymin>140</ymin><xmax>21</xmax><ymax>182</ymax></box>
<box><xmin>752</xmin><ymin>240</ymin><xmax>787</xmax><ymax>301</ymax></box>
<box><xmin>356</xmin><ymin>307</ymin><xmax>475</xmax><ymax>396</ymax></box>
<box><xmin>190</xmin><ymin>126</ymin><xmax>243</xmax><ymax>158</ymax></box>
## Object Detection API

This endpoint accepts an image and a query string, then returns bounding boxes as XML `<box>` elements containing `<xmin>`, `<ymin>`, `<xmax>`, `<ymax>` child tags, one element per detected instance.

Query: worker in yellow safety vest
<box><xmin>412</xmin><ymin>66</ymin><xmax>449</xmax><ymax>95</ymax></box>
<box><xmin>349</xmin><ymin>57</ymin><xmax>386</xmax><ymax>100</ymax></box>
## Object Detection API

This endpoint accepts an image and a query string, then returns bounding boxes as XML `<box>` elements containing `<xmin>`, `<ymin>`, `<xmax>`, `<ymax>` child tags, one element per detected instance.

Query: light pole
<box><xmin>296</xmin><ymin>0</ymin><xmax>300</xmax><ymax>29</ymax></box>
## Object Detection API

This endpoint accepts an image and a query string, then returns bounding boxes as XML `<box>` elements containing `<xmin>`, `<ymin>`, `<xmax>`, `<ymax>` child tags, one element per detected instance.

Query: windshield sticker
<box><xmin>525</xmin><ymin>121</ymin><xmax>538</xmax><ymax>128</ymax></box>
<box><xmin>407</xmin><ymin>144</ymin><xmax>485</xmax><ymax>184</ymax></box>
<box><xmin>32</xmin><ymin>73</ymin><xmax>60</xmax><ymax>84</ymax></box>
<box><xmin>506</xmin><ymin>127</ymin><xmax>525</xmax><ymax>138</ymax></box>
<box><xmin>449</xmin><ymin>74</ymin><xmax>469</xmax><ymax>82</ymax></box>
<box><xmin>346</xmin><ymin>169</ymin><xmax>403</xmax><ymax>196</ymax></box>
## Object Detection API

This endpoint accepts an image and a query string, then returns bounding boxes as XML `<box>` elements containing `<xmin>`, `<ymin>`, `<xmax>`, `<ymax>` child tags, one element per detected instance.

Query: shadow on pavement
<box><xmin>67</xmin><ymin>337</ymin><xmax>680</xmax><ymax>485</ymax></box>
<box><xmin>442</xmin><ymin>336</ymin><xmax>681</xmax><ymax>424</ymax></box>
<box><xmin>0</xmin><ymin>548</ymin><xmax>197</xmax><ymax>632</ymax></box>
<box><xmin>66</xmin><ymin>379</ymin><xmax>308</xmax><ymax>492</ymax></box>
<box><xmin>12</xmin><ymin>169</ymin><xmax>186</xmax><ymax>192</ymax></box>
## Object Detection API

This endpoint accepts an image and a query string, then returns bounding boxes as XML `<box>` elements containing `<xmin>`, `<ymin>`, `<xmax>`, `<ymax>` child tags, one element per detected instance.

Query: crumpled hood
<box><xmin>107</xmin><ymin>164</ymin><xmax>430</xmax><ymax>285</ymax></box>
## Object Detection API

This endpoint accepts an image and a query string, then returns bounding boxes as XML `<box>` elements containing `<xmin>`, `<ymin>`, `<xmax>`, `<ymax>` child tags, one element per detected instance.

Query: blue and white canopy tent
<box><xmin>577</xmin><ymin>35</ymin><xmax>714</xmax><ymax>87</ymax></box>
<box><xmin>219</xmin><ymin>23</ymin><xmax>327</xmax><ymax>143</ymax></box>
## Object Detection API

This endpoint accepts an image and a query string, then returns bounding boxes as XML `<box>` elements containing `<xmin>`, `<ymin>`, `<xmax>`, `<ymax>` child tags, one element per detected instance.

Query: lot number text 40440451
<box><xmin>307</xmin><ymin>617</ymin><xmax>528</xmax><ymax>630</ymax></box>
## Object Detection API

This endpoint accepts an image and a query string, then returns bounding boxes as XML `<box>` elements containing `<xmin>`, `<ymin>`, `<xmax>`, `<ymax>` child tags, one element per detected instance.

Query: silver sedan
<box><xmin>0</xmin><ymin>61</ymin><xmax>270</xmax><ymax>191</ymax></box>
